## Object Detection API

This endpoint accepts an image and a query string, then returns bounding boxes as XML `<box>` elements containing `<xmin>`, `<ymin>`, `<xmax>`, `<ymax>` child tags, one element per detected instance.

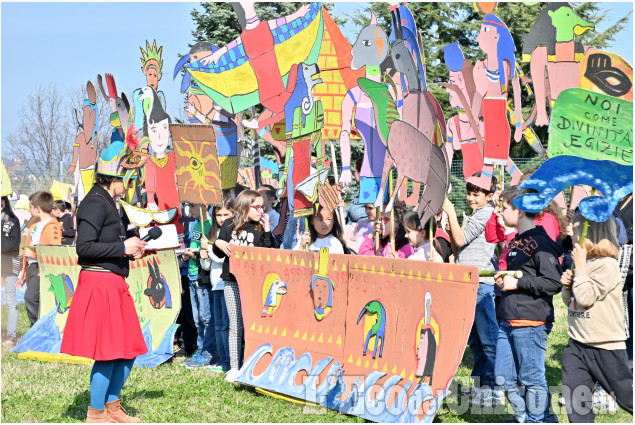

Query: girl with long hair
<box><xmin>294</xmin><ymin>204</ymin><xmax>345</xmax><ymax>254</ymax></box>
<box><xmin>212</xmin><ymin>190</ymin><xmax>275</xmax><ymax>382</ymax></box>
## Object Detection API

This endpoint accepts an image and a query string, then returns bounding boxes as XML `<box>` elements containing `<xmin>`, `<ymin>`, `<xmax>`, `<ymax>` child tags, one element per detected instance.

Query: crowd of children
<box><xmin>2</xmin><ymin>169</ymin><xmax>633</xmax><ymax>422</ymax></box>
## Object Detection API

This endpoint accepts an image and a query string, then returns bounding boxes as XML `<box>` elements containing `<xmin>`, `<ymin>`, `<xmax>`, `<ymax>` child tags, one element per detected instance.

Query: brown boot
<box><xmin>86</xmin><ymin>407</ymin><xmax>110</xmax><ymax>423</ymax></box>
<box><xmin>105</xmin><ymin>399</ymin><xmax>140</xmax><ymax>423</ymax></box>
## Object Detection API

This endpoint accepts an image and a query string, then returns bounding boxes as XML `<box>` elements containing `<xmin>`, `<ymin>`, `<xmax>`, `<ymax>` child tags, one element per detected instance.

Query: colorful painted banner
<box><xmin>231</xmin><ymin>246</ymin><xmax>478</xmax><ymax>422</ymax></box>
<box><xmin>548</xmin><ymin>88</ymin><xmax>633</xmax><ymax>165</ymax></box>
<box><xmin>171</xmin><ymin>124</ymin><xmax>223</xmax><ymax>206</ymax></box>
<box><xmin>13</xmin><ymin>246</ymin><xmax>181</xmax><ymax>367</ymax></box>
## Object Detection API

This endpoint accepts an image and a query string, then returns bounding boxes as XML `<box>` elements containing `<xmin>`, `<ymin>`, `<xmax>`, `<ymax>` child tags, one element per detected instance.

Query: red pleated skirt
<box><xmin>60</xmin><ymin>270</ymin><xmax>148</xmax><ymax>361</ymax></box>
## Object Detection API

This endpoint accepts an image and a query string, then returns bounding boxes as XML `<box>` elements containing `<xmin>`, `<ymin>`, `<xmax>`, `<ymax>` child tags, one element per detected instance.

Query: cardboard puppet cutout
<box><xmin>133</xmin><ymin>40</ymin><xmax>167</xmax><ymax>135</ymax></box>
<box><xmin>471</xmin><ymin>14</ymin><xmax>523</xmax><ymax>188</ymax></box>
<box><xmin>230</xmin><ymin>246</ymin><xmax>479</xmax><ymax>422</ymax></box>
<box><xmin>184</xmin><ymin>2</ymin><xmax>323</xmax><ymax>128</ymax></box>
<box><xmin>170</xmin><ymin>124</ymin><xmax>223</xmax><ymax>207</ymax></box>
<box><xmin>67</xmin><ymin>81</ymin><xmax>98</xmax><ymax>203</ymax></box>
<box><xmin>141</xmin><ymin>88</ymin><xmax>183</xmax><ymax>237</ymax></box>
<box><xmin>548</xmin><ymin>88</ymin><xmax>633</xmax><ymax>165</ymax></box>
<box><xmin>1</xmin><ymin>159</ymin><xmax>13</xmax><ymax>197</ymax></box>
<box><xmin>12</xmin><ymin>246</ymin><xmax>181</xmax><ymax>367</ymax></box>
<box><xmin>97</xmin><ymin>73</ymin><xmax>131</xmax><ymax>142</ymax></box>
<box><xmin>580</xmin><ymin>51</ymin><xmax>633</xmax><ymax>101</ymax></box>
<box><xmin>521</xmin><ymin>3</ymin><xmax>595</xmax><ymax>127</ymax></box>
<box><xmin>514</xmin><ymin>155</ymin><xmax>633</xmax><ymax>222</ymax></box>
<box><xmin>174</xmin><ymin>41</ymin><xmax>240</xmax><ymax>190</ymax></box>
<box><xmin>338</xmin><ymin>12</ymin><xmax>394</xmax><ymax>203</ymax></box>
<box><xmin>312</xmin><ymin>7</ymin><xmax>365</xmax><ymax>140</ymax></box>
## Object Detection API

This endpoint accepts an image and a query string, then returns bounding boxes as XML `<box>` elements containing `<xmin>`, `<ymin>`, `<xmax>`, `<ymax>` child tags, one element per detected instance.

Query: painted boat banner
<box><xmin>12</xmin><ymin>246</ymin><xmax>181</xmax><ymax>367</ymax></box>
<box><xmin>231</xmin><ymin>246</ymin><xmax>479</xmax><ymax>423</ymax></box>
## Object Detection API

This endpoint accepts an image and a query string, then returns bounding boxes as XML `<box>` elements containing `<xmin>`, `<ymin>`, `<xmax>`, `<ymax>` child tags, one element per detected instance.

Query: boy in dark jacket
<box><xmin>494</xmin><ymin>186</ymin><xmax>563</xmax><ymax>423</ymax></box>
<box><xmin>52</xmin><ymin>200</ymin><xmax>76</xmax><ymax>245</ymax></box>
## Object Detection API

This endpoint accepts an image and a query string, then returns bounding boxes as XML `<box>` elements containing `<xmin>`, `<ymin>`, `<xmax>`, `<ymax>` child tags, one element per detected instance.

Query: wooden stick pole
<box><xmin>429</xmin><ymin>217</ymin><xmax>434</xmax><ymax>261</ymax></box>
<box><xmin>389</xmin><ymin>169</ymin><xmax>395</xmax><ymax>255</ymax></box>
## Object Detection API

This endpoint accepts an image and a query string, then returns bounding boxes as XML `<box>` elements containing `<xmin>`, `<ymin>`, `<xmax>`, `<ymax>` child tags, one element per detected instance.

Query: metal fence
<box><xmin>447</xmin><ymin>157</ymin><xmax>547</xmax><ymax>212</ymax></box>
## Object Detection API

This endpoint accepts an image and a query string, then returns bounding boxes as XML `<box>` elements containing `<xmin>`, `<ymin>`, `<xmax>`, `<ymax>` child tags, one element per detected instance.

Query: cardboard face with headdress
<box><xmin>133</xmin><ymin>40</ymin><xmax>167</xmax><ymax>136</ymax></box>
<box><xmin>97</xmin><ymin>73</ymin><xmax>131</xmax><ymax>142</ymax></box>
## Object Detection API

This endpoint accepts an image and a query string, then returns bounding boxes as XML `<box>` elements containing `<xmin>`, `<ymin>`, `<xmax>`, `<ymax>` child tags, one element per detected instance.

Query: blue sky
<box><xmin>1</xmin><ymin>1</ymin><xmax>632</xmax><ymax>148</ymax></box>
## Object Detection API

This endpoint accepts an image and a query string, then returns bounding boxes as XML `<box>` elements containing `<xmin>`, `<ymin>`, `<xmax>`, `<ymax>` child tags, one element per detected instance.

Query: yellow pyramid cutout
<box><xmin>379</xmin><ymin>266</ymin><xmax>385</xmax><ymax>275</ymax></box>
<box><xmin>327</xmin><ymin>335</ymin><xmax>333</xmax><ymax>344</ymax></box>
<box><xmin>276</xmin><ymin>254</ymin><xmax>282</xmax><ymax>262</ymax></box>
<box><xmin>273</xmin><ymin>327</ymin><xmax>278</xmax><ymax>335</ymax></box>
<box><xmin>300</xmin><ymin>258</ymin><xmax>305</xmax><ymax>267</ymax></box>
<box><xmin>373</xmin><ymin>360</ymin><xmax>378</xmax><ymax>369</ymax></box>
<box><xmin>336</xmin><ymin>335</ymin><xmax>342</xmax><ymax>346</ymax></box>
<box><xmin>437</xmin><ymin>273</ymin><xmax>443</xmax><ymax>282</ymax></box>
<box><xmin>409</xmin><ymin>371</ymin><xmax>414</xmax><ymax>381</ymax></box>
<box><xmin>318</xmin><ymin>333</ymin><xmax>324</xmax><ymax>343</ymax></box>
<box><xmin>293</xmin><ymin>257</ymin><xmax>297</xmax><ymax>266</ymax></box>
<box><xmin>356</xmin><ymin>357</ymin><xmax>361</xmax><ymax>366</ymax></box>
<box><xmin>282</xmin><ymin>328</ymin><xmax>287</xmax><ymax>337</ymax></box>
<box><xmin>464</xmin><ymin>272</ymin><xmax>471</xmax><ymax>282</ymax></box>
<box><xmin>234</xmin><ymin>251</ymin><xmax>239</xmax><ymax>258</ymax></box>
<box><xmin>354</xmin><ymin>262</ymin><xmax>358</xmax><ymax>271</ymax></box>
<box><xmin>294</xmin><ymin>330</ymin><xmax>300</xmax><ymax>338</ymax></box>
<box><xmin>348</xmin><ymin>355</ymin><xmax>354</xmax><ymax>364</ymax></box>
<box><xmin>257</xmin><ymin>325</ymin><xmax>263</xmax><ymax>334</ymax></box>
<box><xmin>408</xmin><ymin>269</ymin><xmax>413</xmax><ymax>279</ymax></box>
<box><xmin>250</xmin><ymin>252</ymin><xmax>255</xmax><ymax>261</ymax></box>
<box><xmin>266</xmin><ymin>254</ymin><xmax>271</xmax><ymax>262</ymax></box>
<box><xmin>309</xmin><ymin>260</ymin><xmax>313</xmax><ymax>268</ymax></box>
<box><xmin>400</xmin><ymin>368</ymin><xmax>406</xmax><ymax>378</ymax></box>
<box><xmin>341</xmin><ymin>263</ymin><xmax>346</xmax><ymax>272</ymax></box>
<box><xmin>371</xmin><ymin>265</ymin><xmax>376</xmax><ymax>274</ymax></box>
<box><xmin>426</xmin><ymin>272</ymin><xmax>432</xmax><ymax>281</ymax></box>
<box><xmin>364</xmin><ymin>358</ymin><xmax>370</xmax><ymax>368</ymax></box>
<box><xmin>333</xmin><ymin>263</ymin><xmax>338</xmax><ymax>272</ymax></box>
<box><xmin>265</xmin><ymin>325</ymin><xmax>270</xmax><ymax>334</ymax></box>
<box><xmin>362</xmin><ymin>263</ymin><xmax>367</xmax><ymax>272</ymax></box>
<box><xmin>309</xmin><ymin>333</ymin><xmax>315</xmax><ymax>342</ymax></box>
<box><xmin>243</xmin><ymin>251</ymin><xmax>248</xmax><ymax>259</ymax></box>
<box><xmin>257</xmin><ymin>252</ymin><xmax>262</xmax><ymax>261</ymax></box>
<box><xmin>392</xmin><ymin>365</ymin><xmax>397</xmax><ymax>374</ymax></box>
<box><xmin>382</xmin><ymin>363</ymin><xmax>388</xmax><ymax>372</ymax></box>
<box><xmin>250</xmin><ymin>323</ymin><xmax>256</xmax><ymax>331</ymax></box>
<box><xmin>448</xmin><ymin>272</ymin><xmax>454</xmax><ymax>281</ymax></box>
<box><xmin>285</xmin><ymin>256</ymin><xmax>290</xmax><ymax>265</ymax></box>
<box><xmin>417</xmin><ymin>270</ymin><xmax>422</xmax><ymax>279</ymax></box>
<box><xmin>302</xmin><ymin>331</ymin><xmax>308</xmax><ymax>341</ymax></box>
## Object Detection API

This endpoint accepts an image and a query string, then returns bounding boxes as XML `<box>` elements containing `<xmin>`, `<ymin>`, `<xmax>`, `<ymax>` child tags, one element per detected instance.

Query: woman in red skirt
<box><xmin>61</xmin><ymin>141</ymin><xmax>148</xmax><ymax>423</ymax></box>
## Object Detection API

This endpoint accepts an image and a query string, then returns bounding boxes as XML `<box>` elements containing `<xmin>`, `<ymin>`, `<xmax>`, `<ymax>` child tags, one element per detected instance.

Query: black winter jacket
<box><xmin>497</xmin><ymin>226</ymin><xmax>563</xmax><ymax>323</ymax></box>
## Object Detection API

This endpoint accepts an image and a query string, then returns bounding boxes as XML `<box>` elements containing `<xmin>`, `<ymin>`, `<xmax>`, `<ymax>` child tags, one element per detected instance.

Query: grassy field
<box><xmin>1</xmin><ymin>297</ymin><xmax>632</xmax><ymax>423</ymax></box>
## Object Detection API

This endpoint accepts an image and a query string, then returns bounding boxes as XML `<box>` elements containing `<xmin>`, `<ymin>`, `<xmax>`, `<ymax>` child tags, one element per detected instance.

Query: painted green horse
<box><xmin>357</xmin><ymin>300</ymin><xmax>386</xmax><ymax>359</ymax></box>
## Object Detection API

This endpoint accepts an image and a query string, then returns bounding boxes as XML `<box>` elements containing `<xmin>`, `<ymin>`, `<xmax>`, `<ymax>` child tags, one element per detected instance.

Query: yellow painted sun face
<box><xmin>174</xmin><ymin>138</ymin><xmax>221</xmax><ymax>204</ymax></box>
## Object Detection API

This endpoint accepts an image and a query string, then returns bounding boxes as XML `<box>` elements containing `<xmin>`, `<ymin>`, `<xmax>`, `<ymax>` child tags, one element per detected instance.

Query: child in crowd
<box><xmin>295</xmin><ymin>205</ymin><xmax>345</xmax><ymax>254</ymax></box>
<box><xmin>51</xmin><ymin>200</ymin><xmax>76</xmax><ymax>245</ymax></box>
<box><xmin>494</xmin><ymin>186</ymin><xmax>563</xmax><ymax>423</ymax></box>
<box><xmin>443</xmin><ymin>175</ymin><xmax>501</xmax><ymax>406</ymax></box>
<box><xmin>2</xmin><ymin>196</ymin><xmax>21</xmax><ymax>347</ymax></box>
<box><xmin>212</xmin><ymin>190</ymin><xmax>275</xmax><ymax>382</ymax></box>
<box><xmin>434</xmin><ymin>211</ymin><xmax>453</xmax><ymax>262</ymax></box>
<box><xmin>257</xmin><ymin>185</ymin><xmax>280</xmax><ymax>230</ymax></box>
<box><xmin>345</xmin><ymin>203</ymin><xmax>376</xmax><ymax>254</ymax></box>
<box><xmin>403</xmin><ymin>212</ymin><xmax>443</xmax><ymax>262</ymax></box>
<box><xmin>200</xmin><ymin>197</ymin><xmax>235</xmax><ymax>374</ymax></box>
<box><xmin>359</xmin><ymin>207</ymin><xmax>413</xmax><ymax>258</ymax></box>
<box><xmin>560</xmin><ymin>214</ymin><xmax>633</xmax><ymax>422</ymax></box>
<box><xmin>16</xmin><ymin>191</ymin><xmax>62</xmax><ymax>327</ymax></box>
<box><xmin>181</xmin><ymin>204</ymin><xmax>218</xmax><ymax>369</ymax></box>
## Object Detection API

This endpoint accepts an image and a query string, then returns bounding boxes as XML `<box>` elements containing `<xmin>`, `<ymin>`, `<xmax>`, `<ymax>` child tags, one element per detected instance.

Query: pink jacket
<box><xmin>359</xmin><ymin>235</ymin><xmax>414</xmax><ymax>259</ymax></box>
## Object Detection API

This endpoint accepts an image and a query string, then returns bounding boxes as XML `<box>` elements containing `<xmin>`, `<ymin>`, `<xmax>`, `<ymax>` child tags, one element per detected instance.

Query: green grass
<box><xmin>2</xmin><ymin>298</ymin><xmax>632</xmax><ymax>423</ymax></box>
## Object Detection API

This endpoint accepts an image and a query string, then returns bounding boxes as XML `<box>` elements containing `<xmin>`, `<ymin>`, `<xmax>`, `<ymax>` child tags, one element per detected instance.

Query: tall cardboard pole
<box><xmin>389</xmin><ymin>169</ymin><xmax>395</xmax><ymax>255</ymax></box>
<box><xmin>429</xmin><ymin>217</ymin><xmax>434</xmax><ymax>261</ymax></box>
<box><xmin>375</xmin><ymin>206</ymin><xmax>381</xmax><ymax>256</ymax></box>
<box><xmin>328</xmin><ymin>140</ymin><xmax>346</xmax><ymax>228</ymax></box>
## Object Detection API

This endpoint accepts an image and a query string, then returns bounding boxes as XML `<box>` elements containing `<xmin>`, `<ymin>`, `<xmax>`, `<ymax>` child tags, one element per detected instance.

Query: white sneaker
<box><xmin>472</xmin><ymin>388</ymin><xmax>494</xmax><ymax>407</ymax></box>
<box><xmin>492</xmin><ymin>389</ymin><xmax>506</xmax><ymax>406</ymax></box>
<box><xmin>225</xmin><ymin>368</ymin><xmax>240</xmax><ymax>383</ymax></box>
